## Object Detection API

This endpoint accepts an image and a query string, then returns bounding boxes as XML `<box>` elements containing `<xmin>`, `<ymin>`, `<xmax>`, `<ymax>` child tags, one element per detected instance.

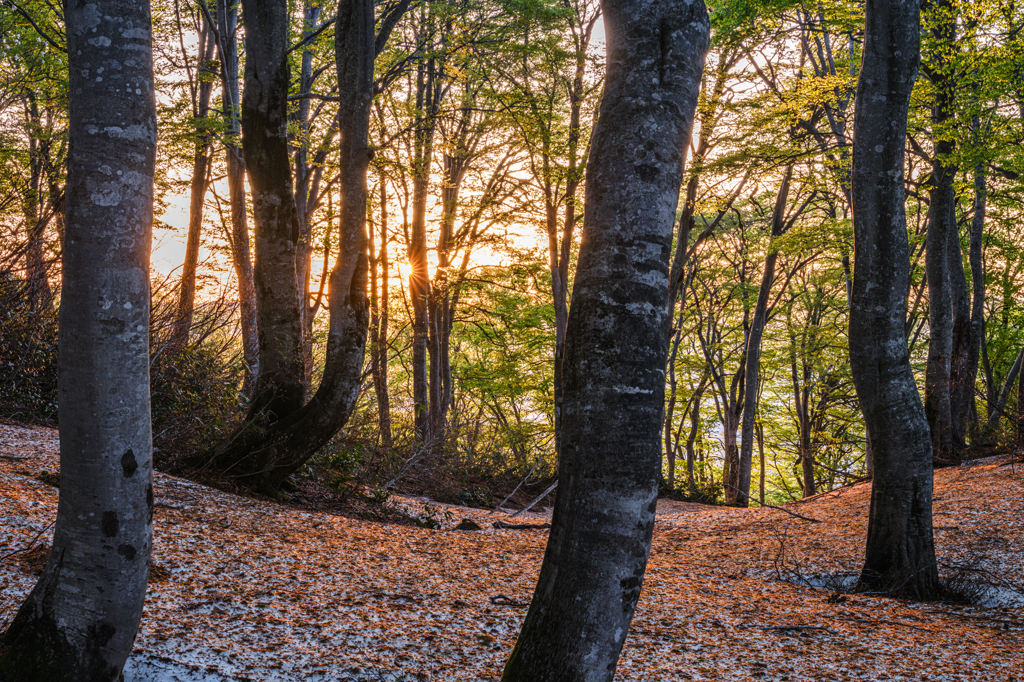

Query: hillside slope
<box><xmin>1</xmin><ymin>423</ymin><xmax>1022</xmax><ymax>681</ymax></box>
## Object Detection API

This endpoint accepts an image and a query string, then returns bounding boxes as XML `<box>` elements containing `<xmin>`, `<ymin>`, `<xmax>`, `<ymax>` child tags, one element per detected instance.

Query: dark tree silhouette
<box><xmin>849</xmin><ymin>0</ymin><xmax>939</xmax><ymax>600</ymax></box>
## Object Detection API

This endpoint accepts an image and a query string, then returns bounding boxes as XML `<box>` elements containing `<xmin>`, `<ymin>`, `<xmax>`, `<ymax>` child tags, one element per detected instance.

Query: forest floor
<box><xmin>1</xmin><ymin>423</ymin><xmax>1023</xmax><ymax>681</ymax></box>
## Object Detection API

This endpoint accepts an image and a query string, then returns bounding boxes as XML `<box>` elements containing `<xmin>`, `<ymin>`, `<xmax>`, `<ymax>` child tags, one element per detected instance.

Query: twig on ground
<box><xmin>725</xmin><ymin>483</ymin><xmax>822</xmax><ymax>522</ymax></box>
<box><xmin>508</xmin><ymin>480</ymin><xmax>557</xmax><ymax>518</ymax></box>
<box><xmin>490</xmin><ymin>595</ymin><xmax>529</xmax><ymax>607</ymax></box>
<box><xmin>0</xmin><ymin>521</ymin><xmax>54</xmax><ymax>564</ymax></box>
<box><xmin>0</xmin><ymin>454</ymin><xmax>30</xmax><ymax>461</ymax></box>
<box><xmin>490</xmin><ymin>461</ymin><xmax>541</xmax><ymax>514</ymax></box>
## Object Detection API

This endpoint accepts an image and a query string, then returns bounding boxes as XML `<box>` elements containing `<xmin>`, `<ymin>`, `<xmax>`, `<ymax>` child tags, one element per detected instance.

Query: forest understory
<box><xmin>1</xmin><ymin>423</ymin><xmax>1022</xmax><ymax>681</ymax></box>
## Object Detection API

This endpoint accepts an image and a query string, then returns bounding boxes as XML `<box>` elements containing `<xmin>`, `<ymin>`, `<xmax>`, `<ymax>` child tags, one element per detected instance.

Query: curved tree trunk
<box><xmin>0</xmin><ymin>0</ymin><xmax>156</xmax><ymax>676</ymax></box>
<box><xmin>500</xmin><ymin>1</ymin><xmax>708</xmax><ymax>679</ymax></box>
<box><xmin>849</xmin><ymin>0</ymin><xmax>939</xmax><ymax>600</ymax></box>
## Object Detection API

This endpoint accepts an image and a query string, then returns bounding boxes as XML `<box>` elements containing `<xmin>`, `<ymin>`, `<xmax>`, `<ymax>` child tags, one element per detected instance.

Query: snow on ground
<box><xmin>2</xmin><ymin>422</ymin><xmax>1023</xmax><ymax>681</ymax></box>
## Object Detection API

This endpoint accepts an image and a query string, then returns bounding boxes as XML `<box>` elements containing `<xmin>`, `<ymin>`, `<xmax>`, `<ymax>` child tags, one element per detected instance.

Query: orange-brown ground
<box><xmin>1</xmin><ymin>422</ymin><xmax>1022</xmax><ymax>681</ymax></box>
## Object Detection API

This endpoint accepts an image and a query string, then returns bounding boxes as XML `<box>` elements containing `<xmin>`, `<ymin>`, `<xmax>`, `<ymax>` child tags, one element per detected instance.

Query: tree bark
<box><xmin>986</xmin><ymin>346</ymin><xmax>1024</xmax><ymax>432</ymax></box>
<box><xmin>849</xmin><ymin>0</ymin><xmax>939</xmax><ymax>600</ymax></box>
<box><xmin>500</xmin><ymin>1</ymin><xmax>708</xmax><ymax>679</ymax></box>
<box><xmin>371</xmin><ymin>176</ymin><xmax>392</xmax><ymax>444</ymax></box>
<box><xmin>241</xmin><ymin>0</ymin><xmax>306</xmax><ymax>421</ymax></box>
<box><xmin>409</xmin><ymin>17</ymin><xmax>442</xmax><ymax>441</ymax></box>
<box><xmin>0</xmin><ymin>0</ymin><xmax>156</xmax><ymax>676</ymax></box>
<box><xmin>923</xmin><ymin>0</ymin><xmax>960</xmax><ymax>461</ymax></box>
<box><xmin>964</xmin><ymin>135</ymin><xmax>987</xmax><ymax>440</ymax></box>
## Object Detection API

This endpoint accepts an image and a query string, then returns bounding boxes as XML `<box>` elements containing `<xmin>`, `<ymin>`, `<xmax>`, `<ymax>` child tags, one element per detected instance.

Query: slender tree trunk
<box><xmin>923</xmin><ymin>0</ymin><xmax>959</xmax><ymax>461</ymax></box>
<box><xmin>664</xmin><ymin>314</ymin><xmax>684</xmax><ymax>487</ymax></box>
<box><xmin>756</xmin><ymin>420</ymin><xmax>765</xmax><ymax>506</ymax></box>
<box><xmin>964</xmin><ymin>141</ymin><xmax>987</xmax><ymax>440</ymax></box>
<box><xmin>215</xmin><ymin>0</ymin><xmax>258</xmax><ymax>398</ymax></box>
<box><xmin>722</xmin><ymin>364</ymin><xmax>745</xmax><ymax>505</ymax></box>
<box><xmin>174</xmin><ymin>20</ymin><xmax>217</xmax><ymax>346</ymax></box>
<box><xmin>371</xmin><ymin>177</ymin><xmax>392</xmax><ymax>444</ymax></box>
<box><xmin>800</xmin><ymin>364</ymin><xmax>816</xmax><ymax>498</ymax></box>
<box><xmin>410</xmin><ymin>28</ymin><xmax>440</xmax><ymax>441</ymax></box>
<box><xmin>241</xmin><ymin>0</ymin><xmax>306</xmax><ymax>421</ymax></box>
<box><xmin>294</xmin><ymin>0</ymin><xmax>323</xmax><ymax>402</ymax></box>
<box><xmin>686</xmin><ymin>383</ymin><xmax>704</xmax><ymax>484</ymax></box>
<box><xmin>23</xmin><ymin>93</ymin><xmax>55</xmax><ymax>312</ymax></box>
<box><xmin>736</xmin><ymin>166</ymin><xmax>792</xmax><ymax>506</ymax></box>
<box><xmin>986</xmin><ymin>347</ymin><xmax>1024</xmax><ymax>431</ymax></box>
<box><xmin>500</xmin><ymin>2</ymin><xmax>708</xmax><ymax>678</ymax></box>
<box><xmin>1017</xmin><ymin>359</ymin><xmax>1024</xmax><ymax>447</ymax></box>
<box><xmin>0</xmin><ymin>1</ymin><xmax>156</xmax><ymax>676</ymax></box>
<box><xmin>428</xmin><ymin>114</ymin><xmax>469</xmax><ymax>440</ymax></box>
<box><xmin>849</xmin><ymin>0</ymin><xmax>938</xmax><ymax>600</ymax></box>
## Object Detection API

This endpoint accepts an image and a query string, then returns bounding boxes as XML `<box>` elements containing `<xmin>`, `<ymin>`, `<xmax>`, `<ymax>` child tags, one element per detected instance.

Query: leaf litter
<box><xmin>1</xmin><ymin>423</ymin><xmax>1022</xmax><ymax>681</ymax></box>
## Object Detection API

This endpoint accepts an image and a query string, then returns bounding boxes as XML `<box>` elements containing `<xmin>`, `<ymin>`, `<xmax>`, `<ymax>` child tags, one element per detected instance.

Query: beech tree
<box><xmin>202</xmin><ymin>0</ymin><xmax>411</xmax><ymax>491</ymax></box>
<box><xmin>500</xmin><ymin>0</ymin><xmax>709</xmax><ymax>679</ymax></box>
<box><xmin>0</xmin><ymin>0</ymin><xmax>157</xmax><ymax>677</ymax></box>
<box><xmin>849</xmin><ymin>0</ymin><xmax>939</xmax><ymax>599</ymax></box>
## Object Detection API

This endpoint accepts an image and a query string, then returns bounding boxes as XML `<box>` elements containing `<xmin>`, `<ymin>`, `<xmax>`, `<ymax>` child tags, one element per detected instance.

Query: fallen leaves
<box><xmin>1</xmin><ymin>422</ymin><xmax>1023</xmax><ymax>681</ymax></box>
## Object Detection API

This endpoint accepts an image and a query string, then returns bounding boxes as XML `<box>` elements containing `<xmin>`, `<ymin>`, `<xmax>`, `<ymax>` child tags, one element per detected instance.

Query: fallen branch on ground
<box><xmin>493</xmin><ymin>520</ymin><xmax>551</xmax><ymax>530</ymax></box>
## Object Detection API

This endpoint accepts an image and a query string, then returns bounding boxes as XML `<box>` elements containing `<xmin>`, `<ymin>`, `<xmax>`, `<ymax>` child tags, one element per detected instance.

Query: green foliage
<box><xmin>0</xmin><ymin>275</ymin><xmax>58</xmax><ymax>423</ymax></box>
<box><xmin>660</xmin><ymin>476</ymin><xmax>724</xmax><ymax>506</ymax></box>
<box><xmin>415</xmin><ymin>502</ymin><xmax>455</xmax><ymax>529</ymax></box>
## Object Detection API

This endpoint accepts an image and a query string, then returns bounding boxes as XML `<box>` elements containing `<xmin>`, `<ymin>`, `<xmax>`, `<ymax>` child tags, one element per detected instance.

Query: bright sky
<box><xmin>151</xmin><ymin>15</ymin><xmax>608</xmax><ymax>294</ymax></box>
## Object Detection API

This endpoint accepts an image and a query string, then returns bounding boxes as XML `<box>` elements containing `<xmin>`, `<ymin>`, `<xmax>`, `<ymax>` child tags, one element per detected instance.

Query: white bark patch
<box><xmin>613</xmin><ymin>384</ymin><xmax>654</xmax><ymax>394</ymax></box>
<box><xmin>91</xmin><ymin>189</ymin><xmax>123</xmax><ymax>206</ymax></box>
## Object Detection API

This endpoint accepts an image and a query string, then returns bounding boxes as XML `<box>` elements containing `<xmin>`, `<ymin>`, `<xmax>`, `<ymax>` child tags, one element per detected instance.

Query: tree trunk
<box><xmin>500</xmin><ymin>2</ymin><xmax>708</xmax><ymax>679</ymax></box>
<box><xmin>410</xmin><ymin>25</ymin><xmax>441</xmax><ymax>441</ymax></box>
<box><xmin>923</xmin><ymin>0</ymin><xmax>959</xmax><ymax>461</ymax></box>
<box><xmin>0</xmin><ymin>1</ymin><xmax>156</xmax><ymax>676</ymax></box>
<box><xmin>986</xmin><ymin>346</ymin><xmax>1024</xmax><ymax>431</ymax></box>
<box><xmin>428</xmin><ymin>106</ymin><xmax>470</xmax><ymax>441</ymax></box>
<box><xmin>240</xmin><ymin>0</ymin><xmax>306</xmax><ymax>421</ymax></box>
<box><xmin>664</xmin><ymin>312</ymin><xmax>684</xmax><ymax>487</ymax></box>
<box><xmin>736</xmin><ymin>166</ymin><xmax>792</xmax><ymax>506</ymax></box>
<box><xmin>202</xmin><ymin>0</ymin><xmax>400</xmax><ymax>491</ymax></box>
<box><xmin>215</xmin><ymin>0</ymin><xmax>258</xmax><ymax>398</ymax></box>
<box><xmin>964</xmin><ymin>141</ymin><xmax>987</xmax><ymax>441</ymax></box>
<box><xmin>294</xmin><ymin>0</ymin><xmax>324</xmax><ymax>402</ymax></box>
<box><xmin>173</xmin><ymin>19</ymin><xmax>217</xmax><ymax>346</ymax></box>
<box><xmin>756</xmin><ymin>420</ymin><xmax>765</xmax><ymax>506</ymax></box>
<box><xmin>371</xmin><ymin>176</ymin><xmax>392</xmax><ymax>444</ymax></box>
<box><xmin>849</xmin><ymin>0</ymin><xmax>938</xmax><ymax>600</ymax></box>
